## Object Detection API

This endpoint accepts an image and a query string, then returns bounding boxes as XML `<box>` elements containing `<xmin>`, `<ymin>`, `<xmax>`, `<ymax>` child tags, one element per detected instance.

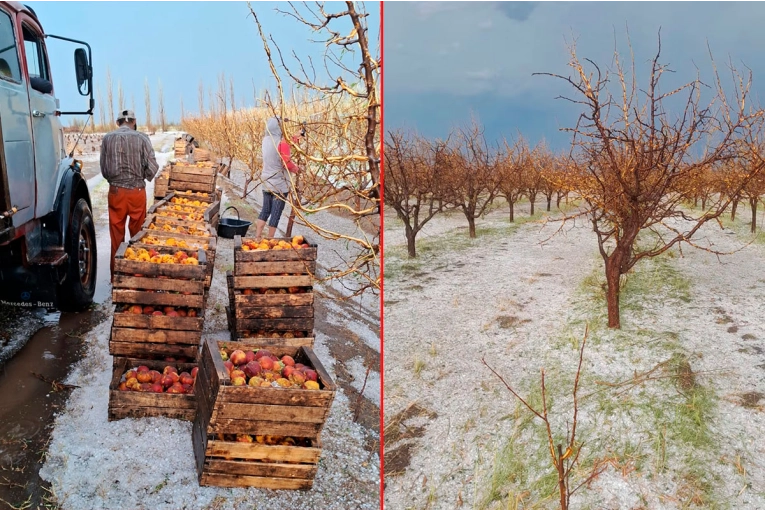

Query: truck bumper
<box><xmin>0</xmin><ymin>264</ymin><xmax>63</xmax><ymax>309</ymax></box>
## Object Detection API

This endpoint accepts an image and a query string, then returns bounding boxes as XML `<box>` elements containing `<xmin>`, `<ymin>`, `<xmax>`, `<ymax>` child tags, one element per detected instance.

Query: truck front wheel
<box><xmin>58</xmin><ymin>198</ymin><xmax>97</xmax><ymax>311</ymax></box>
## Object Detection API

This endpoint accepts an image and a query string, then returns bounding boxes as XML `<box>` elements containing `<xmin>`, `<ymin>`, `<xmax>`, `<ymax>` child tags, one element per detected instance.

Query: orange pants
<box><xmin>108</xmin><ymin>186</ymin><xmax>147</xmax><ymax>276</ymax></box>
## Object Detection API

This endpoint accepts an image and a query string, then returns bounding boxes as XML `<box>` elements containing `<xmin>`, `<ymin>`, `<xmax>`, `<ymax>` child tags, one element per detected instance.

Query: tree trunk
<box><xmin>547</xmin><ymin>196</ymin><xmax>552</xmax><ymax>211</ymax></box>
<box><xmin>508</xmin><ymin>201</ymin><xmax>514</xmax><ymax>222</ymax></box>
<box><xmin>467</xmin><ymin>216</ymin><xmax>476</xmax><ymax>238</ymax></box>
<box><xmin>556</xmin><ymin>194</ymin><xmax>562</xmax><ymax>209</ymax></box>
<box><xmin>694</xmin><ymin>196</ymin><xmax>698</xmax><ymax>207</ymax></box>
<box><xmin>529</xmin><ymin>193</ymin><xmax>536</xmax><ymax>216</ymax></box>
<box><xmin>731</xmin><ymin>198</ymin><xmax>739</xmax><ymax>221</ymax></box>
<box><xmin>605</xmin><ymin>256</ymin><xmax>622</xmax><ymax>329</ymax></box>
<box><xmin>751</xmin><ymin>198</ymin><xmax>758</xmax><ymax>233</ymax></box>
<box><xmin>701</xmin><ymin>196</ymin><xmax>707</xmax><ymax>210</ymax></box>
<box><xmin>405</xmin><ymin>224</ymin><xmax>417</xmax><ymax>257</ymax></box>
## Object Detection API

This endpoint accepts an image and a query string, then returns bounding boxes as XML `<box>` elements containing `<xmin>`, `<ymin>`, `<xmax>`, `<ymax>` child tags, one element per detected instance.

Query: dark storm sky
<box><xmin>384</xmin><ymin>1</ymin><xmax>765</xmax><ymax>149</ymax></box>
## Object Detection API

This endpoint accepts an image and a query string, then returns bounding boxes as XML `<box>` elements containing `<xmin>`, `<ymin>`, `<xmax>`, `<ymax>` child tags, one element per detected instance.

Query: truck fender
<box><xmin>45</xmin><ymin>166</ymin><xmax>92</xmax><ymax>247</ymax></box>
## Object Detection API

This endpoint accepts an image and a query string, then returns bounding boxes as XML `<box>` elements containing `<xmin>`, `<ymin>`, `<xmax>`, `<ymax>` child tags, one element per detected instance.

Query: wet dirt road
<box><xmin>0</xmin><ymin>136</ymin><xmax>173</xmax><ymax>508</ymax></box>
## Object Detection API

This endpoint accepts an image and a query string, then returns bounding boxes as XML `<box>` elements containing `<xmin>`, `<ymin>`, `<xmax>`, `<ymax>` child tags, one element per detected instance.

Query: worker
<box><xmin>100</xmin><ymin>109</ymin><xmax>159</xmax><ymax>279</ymax></box>
<box><xmin>254</xmin><ymin>116</ymin><xmax>303</xmax><ymax>240</ymax></box>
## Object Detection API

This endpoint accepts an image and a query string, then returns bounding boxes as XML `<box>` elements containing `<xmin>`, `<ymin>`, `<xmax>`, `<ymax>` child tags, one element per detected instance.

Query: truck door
<box><xmin>19</xmin><ymin>19</ymin><xmax>61</xmax><ymax>220</ymax></box>
<box><xmin>0</xmin><ymin>8</ymin><xmax>36</xmax><ymax>227</ymax></box>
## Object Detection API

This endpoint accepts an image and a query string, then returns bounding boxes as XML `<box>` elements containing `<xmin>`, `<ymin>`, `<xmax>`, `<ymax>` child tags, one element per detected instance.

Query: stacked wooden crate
<box><xmin>147</xmin><ymin>192</ymin><xmax>221</xmax><ymax>239</ymax></box>
<box><xmin>226</xmin><ymin>235</ymin><xmax>317</xmax><ymax>348</ymax></box>
<box><xmin>168</xmin><ymin>161</ymin><xmax>218</xmax><ymax>196</ymax></box>
<box><xmin>107</xmin><ymin>243</ymin><xmax>209</xmax><ymax>421</ymax></box>
<box><xmin>193</xmin><ymin>338</ymin><xmax>336</xmax><ymax>489</ymax></box>
<box><xmin>153</xmin><ymin>164</ymin><xmax>171</xmax><ymax>202</ymax></box>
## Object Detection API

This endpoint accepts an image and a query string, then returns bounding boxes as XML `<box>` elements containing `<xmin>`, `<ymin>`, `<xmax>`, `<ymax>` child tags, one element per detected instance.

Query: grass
<box><xmin>476</xmin><ymin>239</ymin><xmax>728</xmax><ymax>508</ymax></box>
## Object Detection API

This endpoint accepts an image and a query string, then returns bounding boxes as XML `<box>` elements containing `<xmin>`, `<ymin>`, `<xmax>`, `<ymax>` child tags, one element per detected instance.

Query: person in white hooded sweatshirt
<box><xmin>255</xmin><ymin>117</ymin><xmax>302</xmax><ymax>240</ymax></box>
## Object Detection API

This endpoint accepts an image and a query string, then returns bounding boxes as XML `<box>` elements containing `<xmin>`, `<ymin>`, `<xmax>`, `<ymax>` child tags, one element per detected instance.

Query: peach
<box><xmin>290</xmin><ymin>372</ymin><xmax>306</xmax><ymax>385</ymax></box>
<box><xmin>136</xmin><ymin>371</ymin><xmax>152</xmax><ymax>383</ymax></box>
<box><xmin>124</xmin><ymin>370</ymin><xmax>138</xmax><ymax>381</ymax></box>
<box><xmin>182</xmin><ymin>383</ymin><xmax>193</xmax><ymax>393</ymax></box>
<box><xmin>229</xmin><ymin>349</ymin><xmax>247</xmax><ymax>366</ymax></box>
<box><xmin>231</xmin><ymin>375</ymin><xmax>247</xmax><ymax>386</ymax></box>
<box><xmin>166</xmin><ymin>382</ymin><xmax>185</xmax><ymax>394</ymax></box>
<box><xmin>303</xmin><ymin>369</ymin><xmax>318</xmax><ymax>382</ymax></box>
<box><xmin>259</xmin><ymin>381</ymin><xmax>272</xmax><ymax>387</ymax></box>
<box><xmin>152</xmin><ymin>311</ymin><xmax>164</xmax><ymax>316</ymax></box>
<box><xmin>187</xmin><ymin>309</ymin><xmax>198</xmax><ymax>317</ymax></box>
<box><xmin>254</xmin><ymin>349</ymin><xmax>273</xmax><ymax>361</ymax></box>
<box><xmin>137</xmin><ymin>365</ymin><xmax>150</xmax><ymax>372</ymax></box>
<box><xmin>163</xmin><ymin>306</ymin><xmax>175</xmax><ymax>314</ymax></box>
<box><xmin>243</xmin><ymin>361</ymin><xmax>262</xmax><ymax>378</ymax></box>
<box><xmin>230</xmin><ymin>369</ymin><xmax>246</xmax><ymax>380</ymax></box>
<box><xmin>259</xmin><ymin>357</ymin><xmax>275</xmax><ymax>371</ymax></box>
<box><xmin>243</xmin><ymin>289</ymin><xmax>254</xmax><ymax>296</ymax></box>
<box><xmin>281</xmin><ymin>355</ymin><xmax>295</xmax><ymax>367</ymax></box>
<box><xmin>150</xmin><ymin>371</ymin><xmax>162</xmax><ymax>384</ymax></box>
<box><xmin>294</xmin><ymin>363</ymin><xmax>306</xmax><ymax>371</ymax></box>
<box><xmin>129</xmin><ymin>305</ymin><xmax>143</xmax><ymax>315</ymax></box>
<box><xmin>118</xmin><ymin>382</ymin><xmax>128</xmax><ymax>391</ymax></box>
<box><xmin>248</xmin><ymin>376</ymin><xmax>265</xmax><ymax>387</ymax></box>
<box><xmin>304</xmin><ymin>380</ymin><xmax>320</xmax><ymax>390</ymax></box>
<box><xmin>152</xmin><ymin>383</ymin><xmax>164</xmax><ymax>393</ymax></box>
<box><xmin>161</xmin><ymin>374</ymin><xmax>175</xmax><ymax>388</ymax></box>
<box><xmin>143</xmin><ymin>306</ymin><xmax>155</xmax><ymax>315</ymax></box>
<box><xmin>179</xmin><ymin>372</ymin><xmax>194</xmax><ymax>386</ymax></box>
<box><xmin>177</xmin><ymin>309</ymin><xmax>188</xmax><ymax>317</ymax></box>
<box><xmin>191</xmin><ymin>367</ymin><xmax>198</xmax><ymax>380</ymax></box>
<box><xmin>219</xmin><ymin>349</ymin><xmax>229</xmax><ymax>361</ymax></box>
<box><xmin>245</xmin><ymin>351</ymin><xmax>257</xmax><ymax>364</ymax></box>
<box><xmin>163</xmin><ymin>366</ymin><xmax>178</xmax><ymax>375</ymax></box>
<box><xmin>139</xmin><ymin>383</ymin><xmax>154</xmax><ymax>392</ymax></box>
<box><xmin>275</xmin><ymin>378</ymin><xmax>291</xmax><ymax>388</ymax></box>
<box><xmin>223</xmin><ymin>361</ymin><xmax>234</xmax><ymax>374</ymax></box>
<box><xmin>282</xmin><ymin>365</ymin><xmax>295</xmax><ymax>378</ymax></box>
<box><xmin>166</xmin><ymin>311</ymin><xmax>179</xmax><ymax>317</ymax></box>
<box><xmin>263</xmin><ymin>371</ymin><xmax>277</xmax><ymax>382</ymax></box>
<box><xmin>126</xmin><ymin>376</ymin><xmax>138</xmax><ymax>388</ymax></box>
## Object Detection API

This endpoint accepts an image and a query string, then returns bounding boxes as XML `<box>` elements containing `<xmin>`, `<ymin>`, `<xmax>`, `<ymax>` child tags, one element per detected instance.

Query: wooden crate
<box><xmin>154</xmin><ymin>167</ymin><xmax>170</xmax><ymax>201</ymax></box>
<box><xmin>149</xmin><ymin>195</ymin><xmax>221</xmax><ymax>225</ymax></box>
<box><xmin>195</xmin><ymin>338</ymin><xmax>336</xmax><ymax>439</ymax></box>
<box><xmin>145</xmin><ymin>213</ymin><xmax>218</xmax><ymax>234</ymax></box>
<box><xmin>144</xmin><ymin>216</ymin><xmax>215</xmax><ymax>238</ymax></box>
<box><xmin>130</xmin><ymin>229</ymin><xmax>217</xmax><ymax>289</ymax></box>
<box><xmin>192</xmin><ymin>425</ymin><xmax>321</xmax><ymax>489</ymax></box>
<box><xmin>168</xmin><ymin>162</ymin><xmax>217</xmax><ymax>194</ymax></box>
<box><xmin>169</xmin><ymin>189</ymin><xmax>222</xmax><ymax>204</ymax></box>
<box><xmin>108</xmin><ymin>357</ymin><xmax>197</xmax><ymax>421</ymax></box>
<box><xmin>234</xmin><ymin>235</ymin><xmax>317</xmax><ymax>269</ymax></box>
<box><xmin>110</xmin><ymin>306</ymin><xmax>203</xmax><ymax>359</ymax></box>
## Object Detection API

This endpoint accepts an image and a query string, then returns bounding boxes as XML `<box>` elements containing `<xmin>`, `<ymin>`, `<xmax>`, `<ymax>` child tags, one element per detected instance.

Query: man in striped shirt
<box><xmin>100</xmin><ymin>109</ymin><xmax>159</xmax><ymax>278</ymax></box>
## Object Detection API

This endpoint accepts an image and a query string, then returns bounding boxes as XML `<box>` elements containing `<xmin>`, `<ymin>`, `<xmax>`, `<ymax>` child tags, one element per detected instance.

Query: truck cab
<box><xmin>0</xmin><ymin>1</ymin><xmax>96</xmax><ymax>311</ymax></box>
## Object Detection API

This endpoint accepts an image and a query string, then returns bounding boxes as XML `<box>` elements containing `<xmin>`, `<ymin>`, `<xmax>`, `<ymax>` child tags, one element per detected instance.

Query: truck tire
<box><xmin>57</xmin><ymin>199</ymin><xmax>97</xmax><ymax>311</ymax></box>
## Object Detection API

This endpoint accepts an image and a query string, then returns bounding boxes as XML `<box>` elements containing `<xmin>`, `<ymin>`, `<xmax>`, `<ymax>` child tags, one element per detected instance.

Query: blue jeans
<box><xmin>258</xmin><ymin>191</ymin><xmax>287</xmax><ymax>228</ymax></box>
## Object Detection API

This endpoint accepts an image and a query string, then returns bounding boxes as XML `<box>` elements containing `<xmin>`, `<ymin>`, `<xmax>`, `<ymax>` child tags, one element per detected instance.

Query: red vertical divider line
<box><xmin>379</xmin><ymin>0</ymin><xmax>385</xmax><ymax>508</ymax></box>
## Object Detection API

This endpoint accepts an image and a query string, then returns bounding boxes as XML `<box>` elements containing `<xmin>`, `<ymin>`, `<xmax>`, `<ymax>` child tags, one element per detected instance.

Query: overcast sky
<box><xmin>384</xmin><ymin>1</ymin><xmax>765</xmax><ymax>149</ymax></box>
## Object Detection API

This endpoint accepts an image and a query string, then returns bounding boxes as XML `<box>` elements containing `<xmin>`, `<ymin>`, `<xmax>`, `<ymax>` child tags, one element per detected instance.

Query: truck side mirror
<box><xmin>74</xmin><ymin>48</ymin><xmax>90</xmax><ymax>96</ymax></box>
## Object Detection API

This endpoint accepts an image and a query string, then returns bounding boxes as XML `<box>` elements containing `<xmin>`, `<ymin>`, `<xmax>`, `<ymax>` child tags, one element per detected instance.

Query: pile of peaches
<box><xmin>239</xmin><ymin>330</ymin><xmax>308</xmax><ymax>339</ymax></box>
<box><xmin>216</xmin><ymin>433</ymin><xmax>312</xmax><ymax>447</ymax></box>
<box><xmin>148</xmin><ymin>223</ymin><xmax>210</xmax><ymax>236</ymax></box>
<box><xmin>123</xmin><ymin>247</ymin><xmax>199</xmax><ymax>265</ymax></box>
<box><xmin>219</xmin><ymin>347</ymin><xmax>320</xmax><ymax>390</ymax></box>
<box><xmin>118</xmin><ymin>365</ymin><xmax>197</xmax><ymax>394</ymax></box>
<box><xmin>141</xmin><ymin>236</ymin><xmax>208</xmax><ymax>251</ymax></box>
<box><xmin>241</xmin><ymin>286</ymin><xmax>310</xmax><ymax>295</ymax></box>
<box><xmin>170</xmin><ymin>197</ymin><xmax>206</xmax><ymax>207</ymax></box>
<box><xmin>155</xmin><ymin>209</ymin><xmax>204</xmax><ymax>222</ymax></box>
<box><xmin>119</xmin><ymin>304</ymin><xmax>199</xmax><ymax>317</ymax></box>
<box><xmin>241</xmin><ymin>235</ymin><xmax>310</xmax><ymax>251</ymax></box>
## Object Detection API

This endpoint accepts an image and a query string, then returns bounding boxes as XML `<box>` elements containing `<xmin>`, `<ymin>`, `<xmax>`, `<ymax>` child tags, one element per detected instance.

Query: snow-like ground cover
<box><xmin>39</xmin><ymin>133</ymin><xmax>380</xmax><ymax>509</ymax></box>
<box><xmin>384</xmin><ymin>200</ymin><xmax>765</xmax><ymax>510</ymax></box>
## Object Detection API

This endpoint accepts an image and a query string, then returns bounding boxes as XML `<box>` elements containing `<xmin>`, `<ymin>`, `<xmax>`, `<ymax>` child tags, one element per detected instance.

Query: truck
<box><xmin>0</xmin><ymin>1</ymin><xmax>96</xmax><ymax>311</ymax></box>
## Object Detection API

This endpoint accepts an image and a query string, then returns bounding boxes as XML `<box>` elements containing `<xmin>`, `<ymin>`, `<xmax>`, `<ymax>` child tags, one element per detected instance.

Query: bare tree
<box><xmin>96</xmin><ymin>85</ymin><xmax>106</xmax><ymax>132</ymax></box>
<box><xmin>117</xmin><ymin>80</ymin><xmax>124</xmax><ymax>112</ymax></box>
<box><xmin>157</xmin><ymin>79</ymin><xmax>166</xmax><ymax>132</ymax></box>
<box><xmin>384</xmin><ymin>129</ymin><xmax>446</xmax><ymax>257</ymax></box>
<box><xmin>442</xmin><ymin>120</ymin><xmax>499</xmax><ymax>238</ymax></box>
<box><xmin>106</xmin><ymin>66</ymin><xmax>114</xmax><ymax>126</ymax></box>
<box><xmin>251</xmin><ymin>1</ymin><xmax>381</xmax><ymax>295</ymax></box>
<box><xmin>144</xmin><ymin>78</ymin><xmax>152</xmax><ymax>132</ymax></box>
<box><xmin>496</xmin><ymin>137</ymin><xmax>529</xmax><ymax>222</ymax></box>
<box><xmin>180</xmin><ymin>96</ymin><xmax>185</xmax><ymax>122</ymax></box>
<box><xmin>537</xmin><ymin>36</ymin><xmax>765</xmax><ymax>328</ymax></box>
<box><xmin>130</xmin><ymin>94</ymin><xmax>136</xmax><ymax>118</ymax></box>
<box><xmin>198</xmin><ymin>80</ymin><xmax>205</xmax><ymax>116</ymax></box>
